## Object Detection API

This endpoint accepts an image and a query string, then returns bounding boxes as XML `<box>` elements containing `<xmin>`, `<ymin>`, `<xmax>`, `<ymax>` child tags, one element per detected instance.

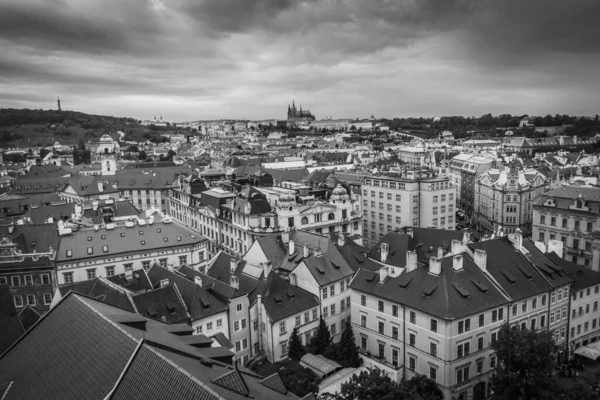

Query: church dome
<box><xmin>330</xmin><ymin>184</ymin><xmax>350</xmax><ymax>202</ymax></box>
<box><xmin>99</xmin><ymin>134</ymin><xmax>114</xmax><ymax>143</ymax></box>
<box><xmin>332</xmin><ymin>184</ymin><xmax>348</xmax><ymax>196</ymax></box>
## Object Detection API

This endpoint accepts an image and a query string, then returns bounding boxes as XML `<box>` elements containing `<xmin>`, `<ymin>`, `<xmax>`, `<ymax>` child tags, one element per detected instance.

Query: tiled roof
<box><xmin>58</xmin><ymin>278</ymin><xmax>135</xmax><ymax>312</ymax></box>
<box><xmin>177</xmin><ymin>265</ymin><xmax>246</xmax><ymax>301</ymax></box>
<box><xmin>63</xmin><ymin>175</ymin><xmax>119</xmax><ymax>196</ymax></box>
<box><xmin>350</xmin><ymin>252</ymin><xmax>509</xmax><ymax>320</ymax></box>
<box><xmin>336</xmin><ymin>239</ymin><xmax>381</xmax><ymax>272</ymax></box>
<box><xmin>548</xmin><ymin>253</ymin><xmax>600</xmax><ymax>291</ymax></box>
<box><xmin>259</xmin><ymin>373</ymin><xmax>288</xmax><ymax>394</ymax></box>
<box><xmin>0</xmin><ymin>294</ymin><xmax>139</xmax><ymax>399</ymax></box>
<box><xmin>256</xmin><ymin>236</ymin><xmax>287</xmax><ymax>269</ymax></box>
<box><xmin>232</xmin><ymin>187</ymin><xmax>272</xmax><ymax>215</ymax></box>
<box><xmin>264</xmin><ymin>168</ymin><xmax>309</xmax><ymax>184</ymax></box>
<box><xmin>17</xmin><ymin>306</ymin><xmax>42</xmax><ymax>331</ymax></box>
<box><xmin>147</xmin><ymin>265</ymin><xmax>228</xmax><ymax>321</ymax></box>
<box><xmin>468</xmin><ymin>238</ymin><xmax>553</xmax><ymax>301</ymax></box>
<box><xmin>0</xmin><ymin>381</ymin><xmax>13</xmax><ymax>398</ymax></box>
<box><xmin>280</xmin><ymin>231</ymin><xmax>354</xmax><ymax>286</ymax></box>
<box><xmin>132</xmin><ymin>284</ymin><xmax>190</xmax><ymax>324</ymax></box>
<box><xmin>0</xmin><ymin>285</ymin><xmax>24</xmax><ymax>355</ymax></box>
<box><xmin>0</xmin><ymin>223</ymin><xmax>60</xmax><ymax>255</ymax></box>
<box><xmin>212</xmin><ymin>369</ymin><xmax>250</xmax><ymax>396</ymax></box>
<box><xmin>521</xmin><ymin>239</ymin><xmax>573</xmax><ymax>289</ymax></box>
<box><xmin>260</xmin><ymin>274</ymin><xmax>319</xmax><ymax>322</ymax></box>
<box><xmin>212</xmin><ymin>332</ymin><xmax>234</xmax><ymax>349</ymax></box>
<box><xmin>207</xmin><ymin>252</ymin><xmax>262</xmax><ymax>303</ymax></box>
<box><xmin>56</xmin><ymin>221</ymin><xmax>205</xmax><ymax>262</ymax></box>
<box><xmin>107</xmin><ymin>269</ymin><xmax>153</xmax><ymax>293</ymax></box>
<box><xmin>369</xmin><ymin>228</ymin><xmax>464</xmax><ymax>267</ymax></box>
<box><xmin>21</xmin><ymin>165</ymin><xmax>70</xmax><ymax>179</ymax></box>
<box><xmin>110</xmin><ymin>345</ymin><xmax>223</xmax><ymax>400</ymax></box>
<box><xmin>108</xmin><ymin>166</ymin><xmax>193</xmax><ymax>190</ymax></box>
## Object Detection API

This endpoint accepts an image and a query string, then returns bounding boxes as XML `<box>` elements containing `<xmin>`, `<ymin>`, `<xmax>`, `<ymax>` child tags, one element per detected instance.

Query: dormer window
<box><xmin>576</xmin><ymin>200</ymin><xmax>583</xmax><ymax>208</ymax></box>
<box><xmin>66</xmin><ymin>250</ymin><xmax>72</xmax><ymax>257</ymax></box>
<box><xmin>87</xmin><ymin>247</ymin><xmax>93</xmax><ymax>255</ymax></box>
<box><xmin>102</xmin><ymin>245</ymin><xmax>108</xmax><ymax>253</ymax></box>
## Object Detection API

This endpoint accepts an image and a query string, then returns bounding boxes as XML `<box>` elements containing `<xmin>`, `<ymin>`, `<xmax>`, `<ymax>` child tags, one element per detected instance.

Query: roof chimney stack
<box><xmin>429</xmin><ymin>257</ymin><xmax>441</xmax><ymax>276</ymax></box>
<box><xmin>451</xmin><ymin>239</ymin><xmax>463</xmax><ymax>254</ymax></box>
<box><xmin>437</xmin><ymin>247</ymin><xmax>444</xmax><ymax>258</ymax></box>
<box><xmin>462</xmin><ymin>231</ymin><xmax>471</xmax><ymax>244</ymax></box>
<box><xmin>230</xmin><ymin>258</ymin><xmax>238</xmax><ymax>273</ymax></box>
<box><xmin>303</xmin><ymin>243</ymin><xmax>310</xmax><ymax>259</ymax></box>
<box><xmin>338</xmin><ymin>232</ymin><xmax>345</xmax><ymax>247</ymax></box>
<box><xmin>380</xmin><ymin>243</ymin><xmax>389</xmax><ymax>263</ymax></box>
<box><xmin>406</xmin><ymin>251</ymin><xmax>417</xmax><ymax>272</ymax></box>
<box><xmin>474</xmin><ymin>249</ymin><xmax>487</xmax><ymax>271</ymax></box>
<box><xmin>289</xmin><ymin>240</ymin><xmax>295</xmax><ymax>255</ymax></box>
<box><xmin>229</xmin><ymin>275</ymin><xmax>239</xmax><ymax>289</ymax></box>
<box><xmin>289</xmin><ymin>272</ymin><xmax>297</xmax><ymax>286</ymax></box>
<box><xmin>453</xmin><ymin>254</ymin><xmax>463</xmax><ymax>271</ymax></box>
<box><xmin>194</xmin><ymin>276</ymin><xmax>202</xmax><ymax>287</ymax></box>
<box><xmin>406</xmin><ymin>228</ymin><xmax>413</xmax><ymax>238</ymax></box>
<box><xmin>379</xmin><ymin>266</ymin><xmax>389</xmax><ymax>283</ymax></box>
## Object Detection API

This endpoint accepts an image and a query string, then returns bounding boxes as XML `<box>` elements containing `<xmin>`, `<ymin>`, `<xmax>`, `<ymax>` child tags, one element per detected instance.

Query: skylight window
<box><xmin>157</xmin><ymin>228</ymin><xmax>162</xmax><ymax>233</ymax></box>
<box><xmin>87</xmin><ymin>237</ymin><xmax>92</xmax><ymax>241</ymax></box>
<box><xmin>102</xmin><ymin>245</ymin><xmax>108</xmax><ymax>253</ymax></box>
<box><xmin>177</xmin><ymin>236</ymin><xmax>182</xmax><ymax>241</ymax></box>
<box><xmin>66</xmin><ymin>250</ymin><xmax>73</xmax><ymax>257</ymax></box>
<box><xmin>120</xmin><ymin>233</ymin><xmax>125</xmax><ymax>237</ymax></box>
<box><xmin>101</xmin><ymin>235</ymin><xmax>106</xmax><ymax>239</ymax></box>
<box><xmin>87</xmin><ymin>247</ymin><xmax>93</xmax><ymax>255</ymax></box>
<box><xmin>139</xmin><ymin>231</ymin><xmax>144</xmax><ymax>235</ymax></box>
<box><xmin>141</xmin><ymin>240</ymin><xmax>146</xmax><ymax>245</ymax></box>
<box><xmin>164</xmin><ymin>238</ymin><xmax>168</xmax><ymax>242</ymax></box>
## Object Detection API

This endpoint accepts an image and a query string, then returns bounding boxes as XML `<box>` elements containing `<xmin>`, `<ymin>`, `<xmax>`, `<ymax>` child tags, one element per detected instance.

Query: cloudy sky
<box><xmin>1</xmin><ymin>0</ymin><xmax>599</xmax><ymax>121</ymax></box>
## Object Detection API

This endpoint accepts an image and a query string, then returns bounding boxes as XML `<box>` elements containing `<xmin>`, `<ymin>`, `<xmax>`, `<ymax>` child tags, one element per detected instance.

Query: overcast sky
<box><xmin>1</xmin><ymin>0</ymin><xmax>599</xmax><ymax>121</ymax></box>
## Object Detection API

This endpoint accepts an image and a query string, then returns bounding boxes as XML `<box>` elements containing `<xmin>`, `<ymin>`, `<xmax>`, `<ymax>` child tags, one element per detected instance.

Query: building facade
<box><xmin>360</xmin><ymin>171</ymin><xmax>456</xmax><ymax>248</ymax></box>
<box><xmin>533</xmin><ymin>186</ymin><xmax>600</xmax><ymax>271</ymax></box>
<box><xmin>475</xmin><ymin>166</ymin><xmax>547</xmax><ymax>235</ymax></box>
<box><xmin>449</xmin><ymin>154</ymin><xmax>494</xmax><ymax>225</ymax></box>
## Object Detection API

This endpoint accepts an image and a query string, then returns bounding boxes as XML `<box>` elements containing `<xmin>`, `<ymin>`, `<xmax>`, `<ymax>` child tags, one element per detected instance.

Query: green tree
<box><xmin>403</xmin><ymin>374</ymin><xmax>443</xmax><ymax>400</ymax></box>
<box><xmin>490</xmin><ymin>324</ymin><xmax>559</xmax><ymax>400</ymax></box>
<box><xmin>138</xmin><ymin>150</ymin><xmax>147</xmax><ymax>160</ymax></box>
<box><xmin>335</xmin><ymin>322</ymin><xmax>361</xmax><ymax>368</ymax></box>
<box><xmin>338</xmin><ymin>368</ymin><xmax>409</xmax><ymax>400</ymax></box>
<box><xmin>280</xmin><ymin>365</ymin><xmax>318</xmax><ymax>398</ymax></box>
<box><xmin>308</xmin><ymin>317</ymin><xmax>330</xmax><ymax>355</ymax></box>
<box><xmin>288</xmin><ymin>327</ymin><xmax>305</xmax><ymax>361</ymax></box>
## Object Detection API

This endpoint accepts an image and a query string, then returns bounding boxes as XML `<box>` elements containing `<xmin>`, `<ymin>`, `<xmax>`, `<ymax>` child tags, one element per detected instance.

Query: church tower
<box><xmin>57</xmin><ymin>97</ymin><xmax>61</xmax><ymax>111</ymax></box>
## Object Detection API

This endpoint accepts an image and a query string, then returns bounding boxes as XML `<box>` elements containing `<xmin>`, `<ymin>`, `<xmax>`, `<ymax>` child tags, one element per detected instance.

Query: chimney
<box><xmin>474</xmin><ymin>249</ymin><xmax>487</xmax><ymax>271</ymax></box>
<box><xmin>314</xmin><ymin>246</ymin><xmax>322</xmax><ymax>257</ymax></box>
<box><xmin>453</xmin><ymin>254</ymin><xmax>463</xmax><ymax>271</ymax></box>
<box><xmin>229</xmin><ymin>275</ymin><xmax>239</xmax><ymax>289</ymax></box>
<box><xmin>194</xmin><ymin>276</ymin><xmax>203</xmax><ymax>287</ymax></box>
<box><xmin>303</xmin><ymin>243</ymin><xmax>310</xmax><ymax>258</ymax></box>
<box><xmin>547</xmin><ymin>239</ymin><xmax>564</xmax><ymax>260</ymax></box>
<box><xmin>429</xmin><ymin>257</ymin><xmax>441</xmax><ymax>276</ymax></box>
<box><xmin>514</xmin><ymin>231</ymin><xmax>523</xmax><ymax>251</ymax></box>
<box><xmin>573</xmin><ymin>135</ymin><xmax>578</xmax><ymax>144</ymax></box>
<box><xmin>125</xmin><ymin>269</ymin><xmax>133</xmax><ymax>281</ymax></box>
<box><xmin>289</xmin><ymin>240</ymin><xmax>295</xmax><ymax>255</ymax></box>
<box><xmin>406</xmin><ymin>251</ymin><xmax>417</xmax><ymax>272</ymax></box>
<box><xmin>282</xmin><ymin>231</ymin><xmax>290</xmax><ymax>244</ymax></box>
<box><xmin>451</xmin><ymin>239</ymin><xmax>462</xmax><ymax>254</ymax></box>
<box><xmin>338</xmin><ymin>232</ymin><xmax>346</xmax><ymax>247</ymax></box>
<box><xmin>406</xmin><ymin>228</ymin><xmax>413</xmax><ymax>238</ymax></box>
<box><xmin>230</xmin><ymin>258</ymin><xmax>238</xmax><ymax>272</ymax></box>
<box><xmin>437</xmin><ymin>247</ymin><xmax>444</xmax><ymax>258</ymax></box>
<box><xmin>462</xmin><ymin>231</ymin><xmax>471</xmax><ymax>244</ymax></box>
<box><xmin>97</xmin><ymin>181</ymin><xmax>103</xmax><ymax>193</ymax></box>
<box><xmin>264</xmin><ymin>261</ymin><xmax>273</xmax><ymax>277</ymax></box>
<box><xmin>167</xmin><ymin>263</ymin><xmax>174</xmax><ymax>272</ymax></box>
<box><xmin>8</xmin><ymin>224</ymin><xmax>14</xmax><ymax>234</ymax></box>
<box><xmin>380</xmin><ymin>243</ymin><xmax>389</xmax><ymax>263</ymax></box>
<box><xmin>289</xmin><ymin>272</ymin><xmax>297</xmax><ymax>286</ymax></box>
<box><xmin>379</xmin><ymin>266</ymin><xmax>389</xmax><ymax>283</ymax></box>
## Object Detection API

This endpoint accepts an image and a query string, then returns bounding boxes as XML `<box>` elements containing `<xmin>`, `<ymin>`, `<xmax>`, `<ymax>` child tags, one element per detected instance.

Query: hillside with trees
<box><xmin>0</xmin><ymin>108</ymin><xmax>194</xmax><ymax>147</ymax></box>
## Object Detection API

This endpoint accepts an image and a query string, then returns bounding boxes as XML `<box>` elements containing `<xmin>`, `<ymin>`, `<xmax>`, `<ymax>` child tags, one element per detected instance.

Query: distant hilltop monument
<box><xmin>287</xmin><ymin>100</ymin><xmax>315</xmax><ymax>123</ymax></box>
<box><xmin>57</xmin><ymin>97</ymin><xmax>61</xmax><ymax>111</ymax></box>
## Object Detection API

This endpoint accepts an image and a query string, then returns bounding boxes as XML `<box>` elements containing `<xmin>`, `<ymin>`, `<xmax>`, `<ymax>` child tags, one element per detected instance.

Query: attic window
<box><xmin>141</xmin><ymin>240</ymin><xmax>146</xmax><ymax>245</ymax></box>
<box><xmin>199</xmin><ymin>298</ymin><xmax>210</xmax><ymax>308</ymax></box>
<box><xmin>87</xmin><ymin>247</ymin><xmax>93</xmax><ymax>255</ymax></box>
<box><xmin>274</xmin><ymin>294</ymin><xmax>282</xmax><ymax>302</ymax></box>
<box><xmin>87</xmin><ymin>237</ymin><xmax>92</xmax><ymax>241</ymax></box>
<box><xmin>516</xmin><ymin>265</ymin><xmax>532</xmax><ymax>279</ymax></box>
<box><xmin>164</xmin><ymin>238</ymin><xmax>168</xmax><ymax>242</ymax></box>
<box><xmin>139</xmin><ymin>231</ymin><xmax>144</xmax><ymax>235</ymax></box>
<box><xmin>157</xmin><ymin>228</ymin><xmax>162</xmax><ymax>233</ymax></box>
<box><xmin>102</xmin><ymin>245</ymin><xmax>108</xmax><ymax>253</ymax></box>
<box><xmin>316</xmin><ymin>265</ymin><xmax>325</xmax><ymax>274</ymax></box>
<box><xmin>366</xmin><ymin>273</ymin><xmax>376</xmax><ymax>282</ymax></box>
<box><xmin>398</xmin><ymin>276</ymin><xmax>413</xmax><ymax>288</ymax></box>
<box><xmin>177</xmin><ymin>236</ymin><xmax>182</xmax><ymax>241</ymax></box>
<box><xmin>66</xmin><ymin>250</ymin><xmax>73</xmax><ymax>257</ymax></box>
<box><xmin>101</xmin><ymin>235</ymin><xmax>106</xmax><ymax>240</ymax></box>
<box><xmin>286</xmin><ymin>290</ymin><xmax>295</xmax><ymax>299</ymax></box>
<box><xmin>453</xmin><ymin>283</ymin><xmax>470</xmax><ymax>298</ymax></box>
<box><xmin>471</xmin><ymin>279</ymin><xmax>488</xmax><ymax>292</ymax></box>
<box><xmin>501</xmin><ymin>270</ymin><xmax>516</xmax><ymax>284</ymax></box>
<box><xmin>331</xmin><ymin>261</ymin><xmax>340</xmax><ymax>269</ymax></box>
<box><xmin>120</xmin><ymin>233</ymin><xmax>125</xmax><ymax>237</ymax></box>
<box><xmin>423</xmin><ymin>284</ymin><xmax>438</xmax><ymax>296</ymax></box>
<box><xmin>190</xmin><ymin>234</ymin><xmax>196</xmax><ymax>239</ymax></box>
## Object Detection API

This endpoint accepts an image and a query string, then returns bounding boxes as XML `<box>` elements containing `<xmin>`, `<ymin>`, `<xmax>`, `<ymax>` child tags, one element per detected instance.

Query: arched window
<box><xmin>328</xmin><ymin>213</ymin><xmax>335</xmax><ymax>221</ymax></box>
<box><xmin>301</xmin><ymin>216</ymin><xmax>309</xmax><ymax>225</ymax></box>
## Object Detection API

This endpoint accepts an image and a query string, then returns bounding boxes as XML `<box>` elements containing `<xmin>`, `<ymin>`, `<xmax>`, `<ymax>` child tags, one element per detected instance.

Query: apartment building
<box><xmin>279</xmin><ymin>230</ymin><xmax>355</xmax><ymax>342</ymax></box>
<box><xmin>55</xmin><ymin>219</ymin><xmax>209</xmax><ymax>285</ymax></box>
<box><xmin>395</xmin><ymin>147</ymin><xmax>432</xmax><ymax>168</ymax></box>
<box><xmin>170</xmin><ymin>179</ymin><xmax>361</xmax><ymax>258</ymax></box>
<box><xmin>349</xmin><ymin>229</ymin><xmax>573</xmax><ymax>399</ymax></box>
<box><xmin>549</xmin><ymin>253</ymin><xmax>600</xmax><ymax>357</ymax></box>
<box><xmin>448</xmin><ymin>154</ymin><xmax>494</xmax><ymax>224</ymax></box>
<box><xmin>475</xmin><ymin>166</ymin><xmax>547</xmax><ymax>235</ymax></box>
<box><xmin>533</xmin><ymin>185</ymin><xmax>600</xmax><ymax>270</ymax></box>
<box><xmin>0</xmin><ymin>224</ymin><xmax>59</xmax><ymax>312</ymax></box>
<box><xmin>360</xmin><ymin>170</ymin><xmax>456</xmax><ymax>249</ymax></box>
<box><xmin>350</xmin><ymin>251</ymin><xmax>508</xmax><ymax>400</ymax></box>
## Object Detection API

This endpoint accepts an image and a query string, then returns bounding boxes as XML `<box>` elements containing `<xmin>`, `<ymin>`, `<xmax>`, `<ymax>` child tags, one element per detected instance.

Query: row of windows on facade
<box><xmin>322</xmin><ymin>279</ymin><xmax>352</xmax><ymax>299</ymax></box>
<box><xmin>279</xmin><ymin>299</ymin><xmax>350</xmax><ymax>336</ymax></box>
<box><xmin>359</xmin><ymin>290</ymin><xmax>567</xmax><ymax>332</ymax></box>
<box><xmin>363</xmin><ymin>190</ymin><xmax>454</xmax><ymax>203</ymax></box>
<box><xmin>13</xmin><ymin>292</ymin><xmax>53</xmax><ymax>308</ymax></box>
<box><xmin>195</xmin><ymin>318</ymin><xmax>226</xmax><ymax>334</ymax></box>
<box><xmin>538</xmin><ymin>232</ymin><xmax>593</xmax><ymax>251</ymax></box>
<box><xmin>359</xmin><ymin>334</ymin><xmax>497</xmax><ymax>384</ymax></box>
<box><xmin>539</xmin><ymin>215</ymin><xmax>593</xmax><ymax>231</ymax></box>
<box><xmin>2</xmin><ymin>273</ymin><xmax>52</xmax><ymax>287</ymax></box>
<box><xmin>571</xmin><ymin>318</ymin><xmax>600</xmax><ymax>338</ymax></box>
<box><xmin>363</xmin><ymin>201</ymin><xmax>454</xmax><ymax>215</ymax></box>
<box><xmin>61</xmin><ymin>256</ymin><xmax>191</xmax><ymax>283</ymax></box>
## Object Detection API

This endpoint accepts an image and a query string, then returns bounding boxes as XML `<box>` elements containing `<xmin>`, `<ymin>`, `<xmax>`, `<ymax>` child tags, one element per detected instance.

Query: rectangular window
<box><xmin>87</xmin><ymin>269</ymin><xmax>96</xmax><ymax>280</ymax></box>
<box><xmin>361</xmin><ymin>315</ymin><xmax>367</xmax><ymax>327</ymax></box>
<box><xmin>313</xmin><ymin>308</ymin><xmax>318</xmax><ymax>320</ymax></box>
<box><xmin>429</xmin><ymin>367</ymin><xmax>437</xmax><ymax>382</ymax></box>
<box><xmin>392</xmin><ymin>305</ymin><xmax>398</xmax><ymax>317</ymax></box>
<box><xmin>106</xmin><ymin>266</ymin><xmax>115</xmax><ymax>277</ymax></box>
<box><xmin>26</xmin><ymin>294</ymin><xmax>36</xmax><ymax>306</ymax></box>
<box><xmin>430</xmin><ymin>342</ymin><xmax>437</xmax><ymax>357</ymax></box>
<box><xmin>409</xmin><ymin>333</ymin><xmax>416</xmax><ymax>347</ymax></box>
<box><xmin>279</xmin><ymin>321</ymin><xmax>286</xmax><ymax>335</ymax></box>
<box><xmin>478</xmin><ymin>337</ymin><xmax>484</xmax><ymax>350</ymax></box>
<box><xmin>378</xmin><ymin>300</ymin><xmax>384</xmax><ymax>312</ymax></box>
<box><xmin>330</xmin><ymin>285</ymin><xmax>335</xmax><ymax>297</ymax></box>
<box><xmin>392</xmin><ymin>326</ymin><xmax>399</xmax><ymax>340</ymax></box>
<box><xmin>24</xmin><ymin>275</ymin><xmax>33</xmax><ymax>286</ymax></box>
<box><xmin>431</xmin><ymin>319</ymin><xmax>438</xmax><ymax>333</ymax></box>
<box><xmin>63</xmin><ymin>272</ymin><xmax>73</xmax><ymax>284</ymax></box>
<box><xmin>14</xmin><ymin>295</ymin><xmax>23</xmax><ymax>308</ymax></box>
<box><xmin>43</xmin><ymin>292</ymin><xmax>52</xmax><ymax>305</ymax></box>
<box><xmin>361</xmin><ymin>295</ymin><xmax>366</xmax><ymax>306</ymax></box>
<box><xmin>410</xmin><ymin>311</ymin><xmax>416</xmax><ymax>324</ymax></box>
<box><xmin>378</xmin><ymin>321</ymin><xmax>385</xmax><ymax>334</ymax></box>
<box><xmin>322</xmin><ymin>288</ymin><xmax>328</xmax><ymax>299</ymax></box>
<box><xmin>409</xmin><ymin>356</ymin><xmax>416</xmax><ymax>371</ymax></box>
<box><xmin>11</xmin><ymin>276</ymin><xmax>20</xmax><ymax>287</ymax></box>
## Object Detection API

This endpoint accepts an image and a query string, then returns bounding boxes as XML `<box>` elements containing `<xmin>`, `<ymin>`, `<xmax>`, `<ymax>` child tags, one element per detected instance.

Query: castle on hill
<box><xmin>287</xmin><ymin>101</ymin><xmax>315</xmax><ymax>123</ymax></box>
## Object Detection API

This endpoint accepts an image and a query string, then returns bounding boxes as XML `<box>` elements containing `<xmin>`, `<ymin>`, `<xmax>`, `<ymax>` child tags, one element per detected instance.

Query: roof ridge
<box><xmin>105</xmin><ymin>338</ymin><xmax>145</xmax><ymax>399</ymax></box>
